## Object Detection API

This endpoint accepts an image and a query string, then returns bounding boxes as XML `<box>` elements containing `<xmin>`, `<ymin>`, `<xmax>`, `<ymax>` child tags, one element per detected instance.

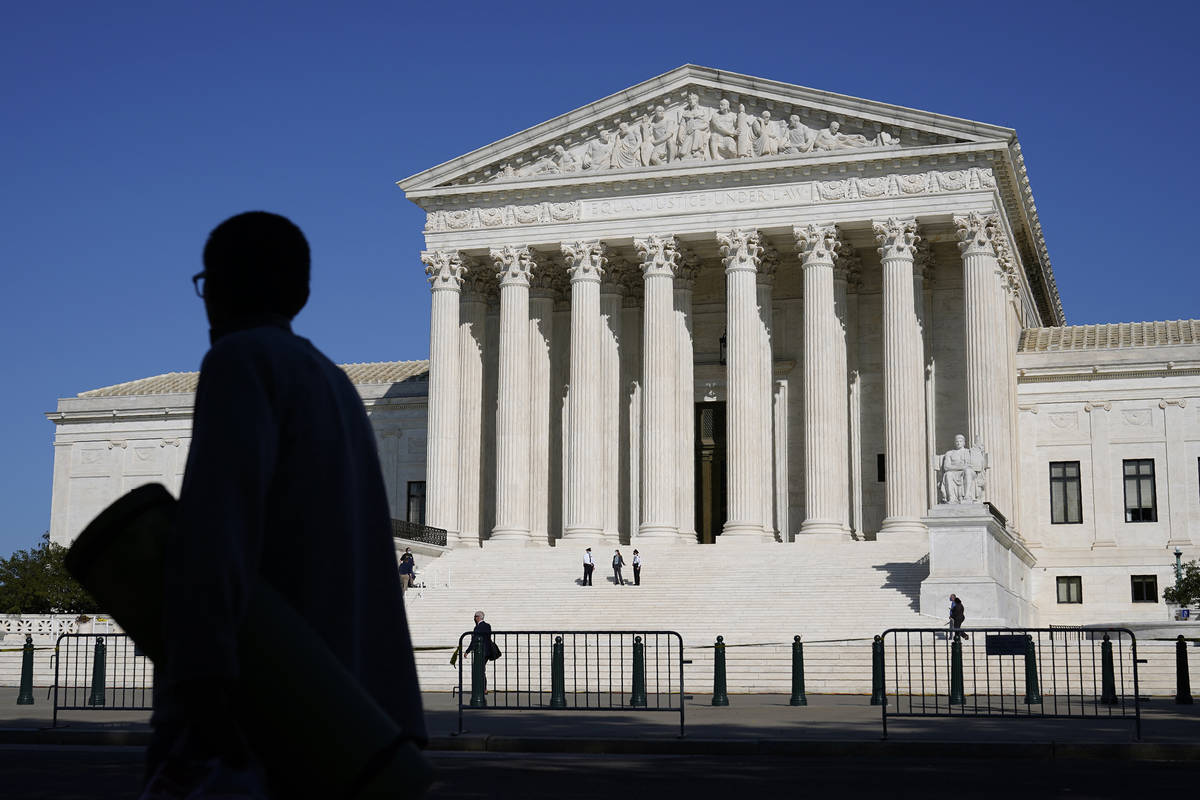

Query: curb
<box><xmin>1</xmin><ymin>728</ymin><xmax>1195</xmax><ymax>762</ymax></box>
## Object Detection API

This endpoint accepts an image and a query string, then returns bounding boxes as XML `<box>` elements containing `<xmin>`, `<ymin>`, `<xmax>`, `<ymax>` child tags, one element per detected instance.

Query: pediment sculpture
<box><xmin>935</xmin><ymin>434</ymin><xmax>989</xmax><ymax>504</ymax></box>
<box><xmin>490</xmin><ymin>90</ymin><xmax>902</xmax><ymax>182</ymax></box>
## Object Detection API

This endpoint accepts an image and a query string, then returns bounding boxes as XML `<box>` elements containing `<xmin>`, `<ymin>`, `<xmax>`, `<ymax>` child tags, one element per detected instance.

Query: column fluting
<box><xmin>875</xmin><ymin>217</ymin><xmax>928</xmax><ymax>536</ymax></box>
<box><xmin>456</xmin><ymin>269</ymin><xmax>490</xmax><ymax>546</ymax></box>
<box><xmin>600</xmin><ymin>266</ymin><xmax>625</xmax><ymax>545</ymax></box>
<box><xmin>955</xmin><ymin>211</ymin><xmax>1009</xmax><ymax>516</ymax></box>
<box><xmin>421</xmin><ymin>249</ymin><xmax>465</xmax><ymax>544</ymax></box>
<box><xmin>528</xmin><ymin>270</ymin><xmax>556</xmax><ymax>546</ymax></box>
<box><xmin>490</xmin><ymin>245</ymin><xmax>535</xmax><ymax>542</ymax></box>
<box><xmin>635</xmin><ymin>234</ymin><xmax>680</xmax><ymax>539</ymax></box>
<box><xmin>718</xmin><ymin>228</ymin><xmax>765</xmax><ymax>538</ymax></box>
<box><xmin>794</xmin><ymin>224</ymin><xmax>848</xmax><ymax>537</ymax></box>
<box><xmin>757</xmin><ymin>246</ymin><xmax>779</xmax><ymax>538</ymax></box>
<box><xmin>563</xmin><ymin>241</ymin><xmax>606</xmax><ymax>540</ymax></box>
<box><xmin>675</xmin><ymin>251</ymin><xmax>699</xmax><ymax>541</ymax></box>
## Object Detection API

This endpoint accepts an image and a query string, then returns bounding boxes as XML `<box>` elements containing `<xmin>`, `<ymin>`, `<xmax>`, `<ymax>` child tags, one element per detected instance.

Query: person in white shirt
<box><xmin>582</xmin><ymin>547</ymin><xmax>594</xmax><ymax>586</ymax></box>
<box><xmin>632</xmin><ymin>550</ymin><xmax>642</xmax><ymax>586</ymax></box>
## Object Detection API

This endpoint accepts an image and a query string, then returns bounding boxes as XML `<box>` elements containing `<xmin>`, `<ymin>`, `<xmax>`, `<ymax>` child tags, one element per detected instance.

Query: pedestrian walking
<box><xmin>582</xmin><ymin>547</ymin><xmax>594</xmax><ymax>586</ymax></box>
<box><xmin>632</xmin><ymin>550</ymin><xmax>642</xmax><ymax>586</ymax></box>
<box><xmin>464</xmin><ymin>611</ymin><xmax>494</xmax><ymax>692</ymax></box>
<box><xmin>612</xmin><ymin>549</ymin><xmax>625</xmax><ymax>586</ymax></box>
<box><xmin>398</xmin><ymin>553</ymin><xmax>415</xmax><ymax>595</ymax></box>
<box><xmin>949</xmin><ymin>594</ymin><xmax>969</xmax><ymax>640</ymax></box>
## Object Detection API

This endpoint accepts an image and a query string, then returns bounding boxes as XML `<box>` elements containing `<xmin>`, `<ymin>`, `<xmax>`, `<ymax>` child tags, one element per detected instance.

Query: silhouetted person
<box><xmin>145</xmin><ymin>212</ymin><xmax>427</xmax><ymax>797</ymax></box>
<box><xmin>949</xmin><ymin>593</ymin><xmax>969</xmax><ymax>641</ymax></box>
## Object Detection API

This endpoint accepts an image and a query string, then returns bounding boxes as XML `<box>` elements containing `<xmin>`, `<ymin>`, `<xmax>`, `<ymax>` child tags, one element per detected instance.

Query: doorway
<box><xmin>694</xmin><ymin>402</ymin><xmax>727</xmax><ymax>544</ymax></box>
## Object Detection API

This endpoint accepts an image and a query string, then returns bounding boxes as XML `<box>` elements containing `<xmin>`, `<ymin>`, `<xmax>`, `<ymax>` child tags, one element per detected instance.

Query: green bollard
<box><xmin>469</xmin><ymin>634</ymin><xmax>487</xmax><ymax>708</ymax></box>
<box><xmin>1176</xmin><ymin>635</ymin><xmax>1194</xmax><ymax>705</ymax></box>
<box><xmin>1023</xmin><ymin>634</ymin><xmax>1042</xmax><ymax>705</ymax></box>
<box><xmin>16</xmin><ymin>635</ymin><xmax>35</xmax><ymax>705</ymax></box>
<box><xmin>630</xmin><ymin>636</ymin><xmax>647</xmax><ymax>708</ymax></box>
<box><xmin>711</xmin><ymin>635</ymin><xmax>729</xmax><ymax>706</ymax></box>
<box><xmin>550</xmin><ymin>636</ymin><xmax>566</xmax><ymax>708</ymax></box>
<box><xmin>949</xmin><ymin>636</ymin><xmax>965</xmax><ymax>706</ymax></box>
<box><xmin>87</xmin><ymin>637</ymin><xmax>107</xmax><ymax>707</ymax></box>
<box><xmin>870</xmin><ymin>635</ymin><xmax>886</xmax><ymax>706</ymax></box>
<box><xmin>1100</xmin><ymin>633</ymin><xmax>1118</xmax><ymax>705</ymax></box>
<box><xmin>789</xmin><ymin>635</ymin><xmax>807</xmax><ymax>707</ymax></box>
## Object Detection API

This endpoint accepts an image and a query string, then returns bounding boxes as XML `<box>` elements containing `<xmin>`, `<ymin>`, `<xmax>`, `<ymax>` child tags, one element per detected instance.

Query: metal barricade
<box><xmin>455</xmin><ymin>630</ymin><xmax>685</xmax><ymax>736</ymax></box>
<box><xmin>52</xmin><ymin>633</ymin><xmax>153</xmax><ymax>727</ymax></box>
<box><xmin>879</xmin><ymin>627</ymin><xmax>1140</xmax><ymax>740</ymax></box>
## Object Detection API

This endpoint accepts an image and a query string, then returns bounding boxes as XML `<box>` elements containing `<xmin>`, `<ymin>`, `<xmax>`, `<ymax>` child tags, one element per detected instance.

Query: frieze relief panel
<box><xmin>448</xmin><ymin>86</ymin><xmax>942</xmax><ymax>187</ymax></box>
<box><xmin>424</xmin><ymin>167</ymin><xmax>995</xmax><ymax>233</ymax></box>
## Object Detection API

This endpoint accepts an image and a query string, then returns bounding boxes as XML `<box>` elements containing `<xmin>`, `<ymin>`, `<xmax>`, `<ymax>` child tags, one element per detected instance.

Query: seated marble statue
<box><xmin>937</xmin><ymin>434</ymin><xmax>988</xmax><ymax>504</ymax></box>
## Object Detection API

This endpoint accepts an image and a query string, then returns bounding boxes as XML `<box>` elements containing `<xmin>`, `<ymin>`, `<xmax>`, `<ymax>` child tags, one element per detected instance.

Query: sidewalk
<box><xmin>3</xmin><ymin>688</ymin><xmax>1198</xmax><ymax>760</ymax></box>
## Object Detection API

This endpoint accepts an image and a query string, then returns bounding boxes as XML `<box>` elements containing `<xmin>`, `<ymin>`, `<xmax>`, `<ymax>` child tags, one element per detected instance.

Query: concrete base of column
<box><xmin>489</xmin><ymin>528</ymin><xmax>532</xmax><ymax>543</ymax></box>
<box><xmin>799</xmin><ymin>519</ymin><xmax>848</xmax><ymax>538</ymax></box>
<box><xmin>563</xmin><ymin>527</ymin><xmax>604</xmax><ymax>542</ymax></box>
<box><xmin>720</xmin><ymin>521</ymin><xmax>764</xmax><ymax>537</ymax></box>
<box><xmin>879</xmin><ymin>517</ymin><xmax>929</xmax><ymax>538</ymax></box>
<box><xmin>638</xmin><ymin>525</ymin><xmax>679</xmax><ymax>538</ymax></box>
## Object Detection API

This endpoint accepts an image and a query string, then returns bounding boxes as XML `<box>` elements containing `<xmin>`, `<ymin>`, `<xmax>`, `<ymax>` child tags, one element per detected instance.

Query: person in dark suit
<box><xmin>949</xmin><ymin>594</ymin><xmax>969</xmax><ymax>640</ymax></box>
<box><xmin>612</xmin><ymin>550</ymin><xmax>626</xmax><ymax>586</ymax></box>
<box><xmin>464</xmin><ymin>611</ymin><xmax>493</xmax><ymax>691</ymax></box>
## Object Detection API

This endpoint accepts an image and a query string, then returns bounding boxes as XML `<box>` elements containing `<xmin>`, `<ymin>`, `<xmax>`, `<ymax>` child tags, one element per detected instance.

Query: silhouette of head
<box><xmin>201</xmin><ymin>211</ymin><xmax>310</xmax><ymax>331</ymax></box>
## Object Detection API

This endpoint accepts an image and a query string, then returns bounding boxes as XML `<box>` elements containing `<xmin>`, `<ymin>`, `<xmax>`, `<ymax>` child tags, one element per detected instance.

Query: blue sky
<box><xmin>1</xmin><ymin>1</ymin><xmax>1197</xmax><ymax>557</ymax></box>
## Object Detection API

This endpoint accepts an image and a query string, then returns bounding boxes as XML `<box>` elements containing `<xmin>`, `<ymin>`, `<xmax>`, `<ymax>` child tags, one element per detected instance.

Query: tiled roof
<box><xmin>1018</xmin><ymin>321</ymin><xmax>1200</xmax><ymax>353</ymax></box>
<box><xmin>79</xmin><ymin>360</ymin><xmax>430</xmax><ymax>398</ymax></box>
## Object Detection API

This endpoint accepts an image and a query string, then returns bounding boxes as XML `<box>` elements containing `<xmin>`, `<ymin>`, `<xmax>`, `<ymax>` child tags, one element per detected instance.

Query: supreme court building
<box><xmin>47</xmin><ymin>67</ymin><xmax>1200</xmax><ymax>628</ymax></box>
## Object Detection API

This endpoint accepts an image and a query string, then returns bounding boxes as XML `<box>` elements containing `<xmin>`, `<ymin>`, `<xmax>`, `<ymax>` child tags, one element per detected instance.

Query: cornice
<box><xmin>1017</xmin><ymin>362</ymin><xmax>1200</xmax><ymax>384</ymax></box>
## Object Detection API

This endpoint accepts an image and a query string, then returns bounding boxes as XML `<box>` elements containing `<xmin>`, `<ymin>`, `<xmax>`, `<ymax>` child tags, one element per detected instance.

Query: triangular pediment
<box><xmin>399</xmin><ymin>65</ymin><xmax>1014</xmax><ymax>193</ymax></box>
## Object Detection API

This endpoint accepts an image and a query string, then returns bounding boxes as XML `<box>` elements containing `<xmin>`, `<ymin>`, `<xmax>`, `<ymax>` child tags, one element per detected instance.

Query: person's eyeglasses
<box><xmin>192</xmin><ymin>271</ymin><xmax>206</xmax><ymax>299</ymax></box>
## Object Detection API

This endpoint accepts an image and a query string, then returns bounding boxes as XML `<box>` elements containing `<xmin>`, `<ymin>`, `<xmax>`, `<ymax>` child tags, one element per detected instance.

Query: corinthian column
<box><xmin>490</xmin><ymin>245</ymin><xmax>535</xmax><ymax>543</ymax></box>
<box><xmin>457</xmin><ymin>267</ymin><xmax>491</xmax><ymax>546</ymax></box>
<box><xmin>675</xmin><ymin>250</ymin><xmax>699</xmax><ymax>542</ymax></box>
<box><xmin>718</xmin><ymin>228</ymin><xmax>765</xmax><ymax>539</ymax></box>
<box><xmin>634</xmin><ymin>234</ymin><xmax>680</xmax><ymax>539</ymax></box>
<box><xmin>794</xmin><ymin>224</ymin><xmax>848</xmax><ymax>538</ymax></box>
<box><xmin>528</xmin><ymin>267</ymin><xmax>557</xmax><ymax>546</ymax></box>
<box><xmin>421</xmin><ymin>249</ymin><xmax>465</xmax><ymax>544</ymax></box>
<box><xmin>600</xmin><ymin>260</ymin><xmax>626</xmax><ymax>545</ymax></box>
<box><xmin>955</xmin><ymin>211</ymin><xmax>1011</xmax><ymax>517</ymax></box>
<box><xmin>757</xmin><ymin>245</ymin><xmax>780</xmax><ymax>538</ymax></box>
<box><xmin>874</xmin><ymin>218</ymin><xmax>927</xmax><ymax>536</ymax></box>
<box><xmin>562</xmin><ymin>241</ymin><xmax>607</xmax><ymax>541</ymax></box>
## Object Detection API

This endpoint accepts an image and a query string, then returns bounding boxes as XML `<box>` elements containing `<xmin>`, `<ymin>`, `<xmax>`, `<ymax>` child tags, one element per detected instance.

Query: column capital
<box><xmin>601</xmin><ymin>255</ymin><xmax>631</xmax><ymax>296</ymax></box>
<box><xmin>757</xmin><ymin>242</ymin><xmax>780</xmax><ymax>286</ymax></box>
<box><xmin>792</xmin><ymin>223</ymin><xmax>840</xmax><ymax>268</ymax></box>
<box><xmin>562</xmin><ymin>240</ymin><xmax>607</xmax><ymax>283</ymax></box>
<box><xmin>529</xmin><ymin>263</ymin><xmax>559</xmax><ymax>299</ymax></box>
<box><xmin>993</xmin><ymin>234</ymin><xmax>1021</xmax><ymax>299</ymax></box>
<box><xmin>491</xmin><ymin>245</ymin><xmax>535</xmax><ymax>287</ymax></box>
<box><xmin>634</xmin><ymin>234</ymin><xmax>681</xmax><ymax>278</ymax></box>
<box><xmin>717</xmin><ymin>228</ymin><xmax>762</xmax><ymax>273</ymax></box>
<box><xmin>873</xmin><ymin>217</ymin><xmax>920</xmax><ymax>261</ymax></box>
<box><xmin>421</xmin><ymin>249</ymin><xmax>466</xmax><ymax>290</ymax></box>
<box><xmin>954</xmin><ymin>211</ymin><xmax>999</xmax><ymax>257</ymax></box>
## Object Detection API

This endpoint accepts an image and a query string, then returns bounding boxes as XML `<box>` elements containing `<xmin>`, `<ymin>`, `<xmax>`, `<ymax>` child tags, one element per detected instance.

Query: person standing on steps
<box><xmin>949</xmin><ymin>594</ymin><xmax>969</xmax><ymax>640</ymax></box>
<box><xmin>632</xmin><ymin>550</ymin><xmax>642</xmax><ymax>586</ymax></box>
<box><xmin>612</xmin><ymin>549</ymin><xmax>626</xmax><ymax>586</ymax></box>
<box><xmin>582</xmin><ymin>547</ymin><xmax>594</xmax><ymax>586</ymax></box>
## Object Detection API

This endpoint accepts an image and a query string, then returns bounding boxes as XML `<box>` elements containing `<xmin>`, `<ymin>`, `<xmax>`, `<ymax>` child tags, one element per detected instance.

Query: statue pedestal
<box><xmin>919</xmin><ymin>504</ymin><xmax>1036</xmax><ymax>627</ymax></box>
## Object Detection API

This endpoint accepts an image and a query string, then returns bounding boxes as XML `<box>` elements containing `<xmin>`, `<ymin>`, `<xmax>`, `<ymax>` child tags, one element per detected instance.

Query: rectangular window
<box><xmin>1131</xmin><ymin>575</ymin><xmax>1158</xmax><ymax>603</ymax></box>
<box><xmin>877</xmin><ymin>454</ymin><xmax>886</xmax><ymax>483</ymax></box>
<box><xmin>1122</xmin><ymin>459</ymin><xmax>1158</xmax><ymax>522</ymax></box>
<box><xmin>1049</xmin><ymin>461</ymin><xmax>1083</xmax><ymax>524</ymax></box>
<box><xmin>1056</xmin><ymin>576</ymin><xmax>1083</xmax><ymax>604</ymax></box>
<box><xmin>406</xmin><ymin>481</ymin><xmax>426</xmax><ymax>526</ymax></box>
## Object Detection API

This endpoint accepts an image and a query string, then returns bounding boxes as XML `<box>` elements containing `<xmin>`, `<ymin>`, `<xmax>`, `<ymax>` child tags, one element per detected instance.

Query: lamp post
<box><xmin>1175</xmin><ymin>547</ymin><xmax>1184</xmax><ymax>591</ymax></box>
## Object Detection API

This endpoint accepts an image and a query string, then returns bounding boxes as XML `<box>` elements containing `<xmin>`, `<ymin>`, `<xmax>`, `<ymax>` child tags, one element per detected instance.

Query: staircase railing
<box><xmin>391</xmin><ymin>519</ymin><xmax>448</xmax><ymax>548</ymax></box>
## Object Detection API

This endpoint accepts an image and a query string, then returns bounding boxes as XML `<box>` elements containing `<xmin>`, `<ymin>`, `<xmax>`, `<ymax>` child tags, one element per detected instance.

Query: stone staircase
<box><xmin>404</xmin><ymin>538</ymin><xmax>939</xmax><ymax>693</ymax></box>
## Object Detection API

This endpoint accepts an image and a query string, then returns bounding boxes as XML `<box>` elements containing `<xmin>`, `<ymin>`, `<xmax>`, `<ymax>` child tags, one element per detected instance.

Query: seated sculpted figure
<box><xmin>938</xmin><ymin>434</ymin><xmax>987</xmax><ymax>504</ymax></box>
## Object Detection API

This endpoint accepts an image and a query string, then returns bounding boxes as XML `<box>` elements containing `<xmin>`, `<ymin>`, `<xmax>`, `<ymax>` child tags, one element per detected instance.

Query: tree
<box><xmin>0</xmin><ymin>533</ymin><xmax>97</xmax><ymax>614</ymax></box>
<box><xmin>1163</xmin><ymin>559</ymin><xmax>1200</xmax><ymax>607</ymax></box>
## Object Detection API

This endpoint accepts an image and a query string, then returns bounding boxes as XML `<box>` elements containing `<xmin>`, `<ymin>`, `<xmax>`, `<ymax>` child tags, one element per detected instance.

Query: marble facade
<box><xmin>45</xmin><ymin>68</ymin><xmax>1199</xmax><ymax>627</ymax></box>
